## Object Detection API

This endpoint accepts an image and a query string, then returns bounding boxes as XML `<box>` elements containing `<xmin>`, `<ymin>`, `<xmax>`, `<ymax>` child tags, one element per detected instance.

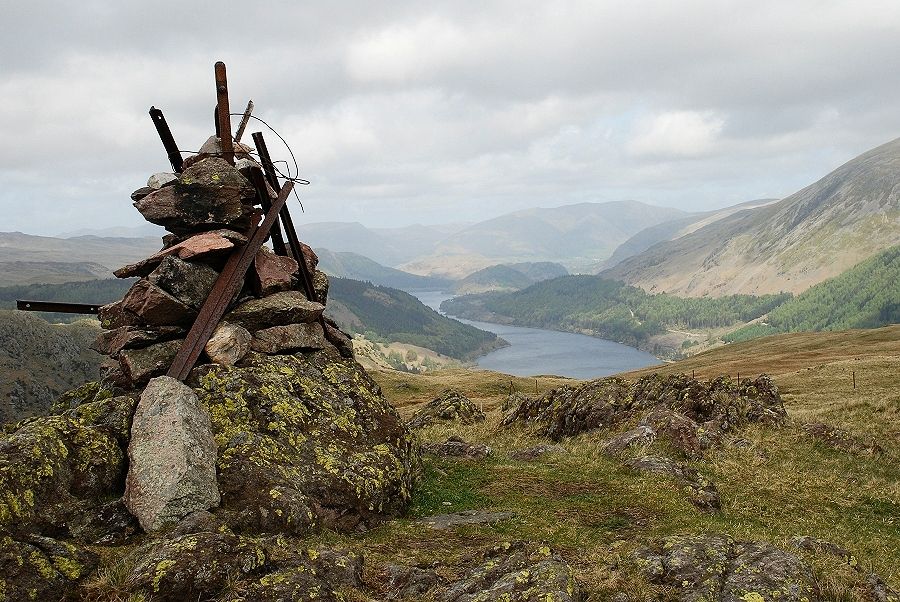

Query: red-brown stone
<box><xmin>252</xmin><ymin>247</ymin><xmax>298</xmax><ymax>296</ymax></box>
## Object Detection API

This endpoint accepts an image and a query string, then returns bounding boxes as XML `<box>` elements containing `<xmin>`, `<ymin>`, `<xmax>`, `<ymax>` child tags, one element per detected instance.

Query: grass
<box><xmin>354</xmin><ymin>325</ymin><xmax>900</xmax><ymax>600</ymax></box>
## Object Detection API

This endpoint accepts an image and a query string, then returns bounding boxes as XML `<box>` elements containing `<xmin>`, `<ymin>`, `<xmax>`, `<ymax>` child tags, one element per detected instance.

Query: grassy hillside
<box><xmin>443</xmin><ymin>276</ymin><xmax>789</xmax><ymax>354</ymax></box>
<box><xmin>725</xmin><ymin>245</ymin><xmax>900</xmax><ymax>342</ymax></box>
<box><xmin>360</xmin><ymin>326</ymin><xmax>900</xmax><ymax>597</ymax></box>
<box><xmin>327</xmin><ymin>277</ymin><xmax>506</xmax><ymax>360</ymax></box>
<box><xmin>602</xmin><ymin>138</ymin><xmax>900</xmax><ymax>296</ymax></box>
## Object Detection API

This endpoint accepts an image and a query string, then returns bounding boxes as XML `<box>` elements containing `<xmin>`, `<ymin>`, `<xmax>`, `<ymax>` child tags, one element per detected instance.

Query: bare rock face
<box><xmin>133</xmin><ymin>158</ymin><xmax>256</xmax><ymax>234</ymax></box>
<box><xmin>252</xmin><ymin>246</ymin><xmax>298</xmax><ymax>296</ymax></box>
<box><xmin>636</xmin><ymin>534</ymin><xmax>819</xmax><ymax>601</ymax></box>
<box><xmin>250</xmin><ymin>322</ymin><xmax>327</xmax><ymax>354</ymax></box>
<box><xmin>223</xmin><ymin>291</ymin><xmax>324</xmax><ymax>331</ymax></box>
<box><xmin>147</xmin><ymin>255</ymin><xmax>219</xmax><ymax>309</ymax></box>
<box><xmin>125</xmin><ymin>376</ymin><xmax>220</xmax><ymax>532</ymax></box>
<box><xmin>204</xmin><ymin>322</ymin><xmax>252</xmax><ymax>365</ymax></box>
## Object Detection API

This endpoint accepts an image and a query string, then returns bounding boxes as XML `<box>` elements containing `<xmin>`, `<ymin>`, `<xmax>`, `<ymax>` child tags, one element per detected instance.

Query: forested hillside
<box><xmin>454</xmin><ymin>261</ymin><xmax>568</xmax><ymax>294</ymax></box>
<box><xmin>443</xmin><ymin>276</ymin><xmax>789</xmax><ymax>351</ymax></box>
<box><xmin>327</xmin><ymin>277</ymin><xmax>505</xmax><ymax>359</ymax></box>
<box><xmin>725</xmin><ymin>245</ymin><xmax>900</xmax><ymax>342</ymax></box>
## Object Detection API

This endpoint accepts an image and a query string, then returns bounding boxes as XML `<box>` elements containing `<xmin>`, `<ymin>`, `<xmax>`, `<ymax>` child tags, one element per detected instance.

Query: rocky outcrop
<box><xmin>408</xmin><ymin>388</ymin><xmax>486</xmax><ymax>429</ymax></box>
<box><xmin>125</xmin><ymin>376</ymin><xmax>220</xmax><ymax>531</ymax></box>
<box><xmin>625</xmin><ymin>455</ymin><xmax>720</xmax><ymax>510</ymax></box>
<box><xmin>423</xmin><ymin>435</ymin><xmax>492</xmax><ymax>459</ymax></box>
<box><xmin>441</xmin><ymin>542</ymin><xmax>581</xmax><ymax>602</ymax></box>
<box><xmin>636</xmin><ymin>534</ymin><xmax>819</xmax><ymax>601</ymax></box>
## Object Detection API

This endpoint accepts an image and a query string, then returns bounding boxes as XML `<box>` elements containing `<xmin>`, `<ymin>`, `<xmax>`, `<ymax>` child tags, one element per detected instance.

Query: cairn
<box><xmin>90</xmin><ymin>152</ymin><xmax>352</xmax><ymax>390</ymax></box>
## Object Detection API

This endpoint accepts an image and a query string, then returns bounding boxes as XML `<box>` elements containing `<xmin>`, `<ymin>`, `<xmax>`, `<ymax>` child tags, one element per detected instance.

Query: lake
<box><xmin>412</xmin><ymin>291</ymin><xmax>662</xmax><ymax>380</ymax></box>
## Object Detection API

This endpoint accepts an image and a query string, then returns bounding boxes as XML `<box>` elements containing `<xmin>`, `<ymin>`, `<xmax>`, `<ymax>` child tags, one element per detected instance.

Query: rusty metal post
<box><xmin>149</xmin><ymin>107</ymin><xmax>184</xmax><ymax>173</ymax></box>
<box><xmin>214</xmin><ymin>61</ymin><xmax>235</xmax><ymax>165</ymax></box>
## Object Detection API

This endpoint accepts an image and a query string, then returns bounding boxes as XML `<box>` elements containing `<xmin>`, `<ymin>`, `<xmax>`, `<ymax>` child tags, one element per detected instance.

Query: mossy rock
<box><xmin>0</xmin><ymin>534</ymin><xmax>98</xmax><ymax>602</ymax></box>
<box><xmin>408</xmin><ymin>388</ymin><xmax>486</xmax><ymax>429</ymax></box>
<box><xmin>188</xmin><ymin>347</ymin><xmax>420</xmax><ymax>535</ymax></box>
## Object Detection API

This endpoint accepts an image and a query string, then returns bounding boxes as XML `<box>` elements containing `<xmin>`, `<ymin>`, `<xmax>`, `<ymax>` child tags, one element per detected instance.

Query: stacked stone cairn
<box><xmin>89</xmin><ymin>140</ymin><xmax>356</xmax><ymax>532</ymax></box>
<box><xmin>92</xmin><ymin>140</ymin><xmax>352</xmax><ymax>391</ymax></box>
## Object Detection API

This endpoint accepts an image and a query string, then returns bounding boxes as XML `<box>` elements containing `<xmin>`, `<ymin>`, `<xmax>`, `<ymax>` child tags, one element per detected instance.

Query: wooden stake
<box><xmin>214</xmin><ymin>61</ymin><xmax>235</xmax><ymax>165</ymax></box>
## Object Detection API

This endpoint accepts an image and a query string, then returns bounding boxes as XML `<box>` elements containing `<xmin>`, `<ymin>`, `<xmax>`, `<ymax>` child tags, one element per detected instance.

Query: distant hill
<box><xmin>315</xmin><ymin>248</ymin><xmax>452</xmax><ymax>291</ymax></box>
<box><xmin>0</xmin><ymin>232</ymin><xmax>161</xmax><ymax>286</ymax></box>
<box><xmin>602</xmin><ymin>138</ymin><xmax>900</xmax><ymax>296</ymax></box>
<box><xmin>454</xmin><ymin>262</ymin><xmax>568</xmax><ymax>294</ymax></box>
<box><xmin>326</xmin><ymin>277</ymin><xmax>505</xmax><ymax>360</ymax></box>
<box><xmin>404</xmin><ymin>201</ymin><xmax>687</xmax><ymax>277</ymax></box>
<box><xmin>725</xmin><ymin>245</ymin><xmax>900</xmax><ymax>342</ymax></box>
<box><xmin>600</xmin><ymin>199</ymin><xmax>777</xmax><ymax>270</ymax></box>
<box><xmin>0</xmin><ymin>311</ymin><xmax>102</xmax><ymax>424</ymax></box>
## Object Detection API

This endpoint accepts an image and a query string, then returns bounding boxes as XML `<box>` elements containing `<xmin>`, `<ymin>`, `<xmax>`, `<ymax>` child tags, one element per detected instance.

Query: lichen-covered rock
<box><xmin>223</xmin><ymin>291</ymin><xmax>325</xmax><ymax>332</ymax></box>
<box><xmin>599</xmin><ymin>425</ymin><xmax>656</xmax><ymax>457</ymax></box>
<box><xmin>639</xmin><ymin>407</ymin><xmax>722</xmax><ymax>459</ymax></box>
<box><xmin>118</xmin><ymin>338</ymin><xmax>182</xmax><ymax>387</ymax></box>
<box><xmin>125</xmin><ymin>532</ymin><xmax>268</xmax><ymax>601</ymax></box>
<box><xmin>205</xmin><ymin>321</ymin><xmax>252</xmax><ymax>366</ymax></box>
<box><xmin>625</xmin><ymin>455</ymin><xmax>720</xmax><ymax>510</ymax></box>
<box><xmin>383</xmin><ymin>563</ymin><xmax>444</xmax><ymax>599</ymax></box>
<box><xmin>0</xmin><ymin>534</ymin><xmax>98</xmax><ymax>602</ymax></box>
<box><xmin>509</xmin><ymin>443</ymin><xmax>567</xmax><ymax>461</ymax></box>
<box><xmin>636</xmin><ymin>534</ymin><xmax>819</xmax><ymax>602</ymax></box>
<box><xmin>440</xmin><ymin>542</ymin><xmax>581</xmax><ymax>602</ymax></box>
<box><xmin>234</xmin><ymin>548</ymin><xmax>364</xmax><ymax>602</ymax></box>
<box><xmin>125</xmin><ymin>376</ymin><xmax>220</xmax><ymax>531</ymax></box>
<box><xmin>189</xmin><ymin>347</ymin><xmax>419</xmax><ymax>535</ymax></box>
<box><xmin>147</xmin><ymin>254</ymin><xmax>220</xmax><ymax>309</ymax></box>
<box><xmin>803</xmin><ymin>421</ymin><xmax>884</xmax><ymax>455</ymax></box>
<box><xmin>423</xmin><ymin>436</ymin><xmax>492</xmax><ymax>459</ymax></box>
<box><xmin>866</xmin><ymin>574</ymin><xmax>900</xmax><ymax>602</ymax></box>
<box><xmin>323</xmin><ymin>316</ymin><xmax>354</xmax><ymax>358</ymax></box>
<box><xmin>0</xmin><ymin>390</ymin><xmax>133</xmax><ymax>537</ymax></box>
<box><xmin>133</xmin><ymin>157</ymin><xmax>256</xmax><ymax>234</ymax></box>
<box><xmin>408</xmin><ymin>388</ymin><xmax>485</xmax><ymax>429</ymax></box>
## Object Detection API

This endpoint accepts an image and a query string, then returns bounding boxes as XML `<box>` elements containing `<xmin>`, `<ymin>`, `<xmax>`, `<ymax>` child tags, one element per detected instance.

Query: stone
<box><xmin>239</xmin><ymin>548</ymin><xmax>365</xmax><ymax>602</ymax></box>
<box><xmin>119</xmin><ymin>279</ymin><xmax>197</xmax><ymax>327</ymax></box>
<box><xmin>124</xmin><ymin>532</ymin><xmax>267</xmax><ymax>600</ymax></box>
<box><xmin>866</xmin><ymin>574</ymin><xmax>900</xmax><ymax>602</ymax></box>
<box><xmin>790</xmin><ymin>535</ymin><xmax>856</xmax><ymax>565</ymax></box>
<box><xmin>114</xmin><ymin>229</ymin><xmax>247</xmax><ymax>278</ymax></box>
<box><xmin>147</xmin><ymin>255</ymin><xmax>219</xmax><ymax>309</ymax></box>
<box><xmin>118</xmin><ymin>339</ymin><xmax>182</xmax><ymax>387</ymax></box>
<box><xmin>423</xmin><ymin>435</ymin><xmax>493</xmax><ymax>459</ymax></box>
<box><xmin>408</xmin><ymin>388</ymin><xmax>486</xmax><ymax>429</ymax></box>
<box><xmin>69</xmin><ymin>498</ymin><xmax>140</xmax><ymax>545</ymax></box>
<box><xmin>441</xmin><ymin>542</ymin><xmax>580</xmax><ymax>602</ymax></box>
<box><xmin>130</xmin><ymin>186</ymin><xmax>154</xmax><ymax>201</ymax></box>
<box><xmin>625</xmin><ymin>455</ymin><xmax>721</xmax><ymax>510</ymax></box>
<box><xmin>416</xmin><ymin>510</ymin><xmax>516</xmax><ymax>530</ymax></box>
<box><xmin>599</xmin><ymin>425</ymin><xmax>657</xmax><ymax>456</ymax></box>
<box><xmin>509</xmin><ymin>443</ymin><xmax>567</xmax><ymax>461</ymax></box>
<box><xmin>98</xmin><ymin>299</ymin><xmax>142</xmax><ymax>330</ymax></box>
<box><xmin>252</xmin><ymin>246</ymin><xmax>298</xmax><ymax>295</ymax></box>
<box><xmin>189</xmin><ymin>348</ymin><xmax>419</xmax><ymax>535</ymax></box>
<box><xmin>636</xmin><ymin>534</ymin><xmax>819</xmax><ymax>602</ymax></box>
<box><xmin>313</xmin><ymin>268</ymin><xmax>330</xmax><ymax>304</ymax></box>
<box><xmin>803</xmin><ymin>421</ymin><xmax>884</xmax><ymax>455</ymax></box>
<box><xmin>299</xmin><ymin>241</ymin><xmax>319</xmax><ymax>273</ymax></box>
<box><xmin>204</xmin><ymin>321</ymin><xmax>252</xmax><ymax>365</ymax></box>
<box><xmin>223</xmin><ymin>291</ymin><xmax>325</xmax><ymax>331</ymax></box>
<box><xmin>194</xmin><ymin>134</ymin><xmax>255</xmax><ymax>161</ymax></box>
<box><xmin>250</xmin><ymin>321</ymin><xmax>327</xmax><ymax>354</ymax></box>
<box><xmin>147</xmin><ymin>172</ymin><xmax>178</xmax><ymax>189</ymax></box>
<box><xmin>639</xmin><ymin>407</ymin><xmax>715</xmax><ymax>458</ymax></box>
<box><xmin>133</xmin><ymin>157</ymin><xmax>256</xmax><ymax>234</ymax></box>
<box><xmin>91</xmin><ymin>325</ymin><xmax>185</xmax><ymax>357</ymax></box>
<box><xmin>384</xmin><ymin>564</ymin><xmax>444</xmax><ymax>599</ymax></box>
<box><xmin>323</xmin><ymin>316</ymin><xmax>354</xmax><ymax>358</ymax></box>
<box><xmin>124</xmin><ymin>376</ymin><xmax>220</xmax><ymax>531</ymax></box>
<box><xmin>0</xmin><ymin>535</ymin><xmax>99</xmax><ymax>602</ymax></box>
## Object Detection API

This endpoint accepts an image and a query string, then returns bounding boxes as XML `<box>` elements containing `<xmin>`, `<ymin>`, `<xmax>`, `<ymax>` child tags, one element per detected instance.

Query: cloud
<box><xmin>627</xmin><ymin>111</ymin><xmax>725</xmax><ymax>159</ymax></box>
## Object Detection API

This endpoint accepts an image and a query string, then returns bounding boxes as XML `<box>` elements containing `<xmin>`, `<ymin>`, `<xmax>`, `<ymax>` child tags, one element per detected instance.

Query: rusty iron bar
<box><xmin>234</xmin><ymin>99</ymin><xmax>254</xmax><ymax>143</ymax></box>
<box><xmin>148</xmin><ymin>107</ymin><xmax>184</xmax><ymax>173</ymax></box>
<box><xmin>246</xmin><ymin>165</ymin><xmax>288</xmax><ymax>257</ymax></box>
<box><xmin>214</xmin><ymin>61</ymin><xmax>235</xmax><ymax>165</ymax></box>
<box><xmin>166</xmin><ymin>181</ymin><xmax>295</xmax><ymax>381</ymax></box>
<box><xmin>16</xmin><ymin>300</ymin><xmax>101</xmax><ymax>314</ymax></box>
<box><xmin>251</xmin><ymin>131</ymin><xmax>317</xmax><ymax>302</ymax></box>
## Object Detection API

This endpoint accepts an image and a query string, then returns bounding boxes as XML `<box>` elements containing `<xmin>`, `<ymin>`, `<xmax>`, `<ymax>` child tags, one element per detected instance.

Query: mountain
<box><xmin>314</xmin><ymin>248</ymin><xmax>452</xmax><ymax>290</ymax></box>
<box><xmin>56</xmin><ymin>224</ymin><xmax>166</xmax><ymax>238</ymax></box>
<box><xmin>600</xmin><ymin>199</ymin><xmax>778</xmax><ymax>270</ymax></box>
<box><xmin>725</xmin><ymin>244</ymin><xmax>900</xmax><ymax>342</ymax></box>
<box><xmin>454</xmin><ymin>261</ymin><xmax>569</xmax><ymax>294</ymax></box>
<box><xmin>602</xmin><ymin>138</ymin><xmax>900</xmax><ymax>296</ymax></box>
<box><xmin>0</xmin><ymin>232</ymin><xmax>162</xmax><ymax>285</ymax></box>
<box><xmin>402</xmin><ymin>201</ymin><xmax>687</xmax><ymax>277</ymax></box>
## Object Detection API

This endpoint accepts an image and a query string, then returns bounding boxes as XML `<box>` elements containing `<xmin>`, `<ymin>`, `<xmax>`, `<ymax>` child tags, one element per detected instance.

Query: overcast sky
<box><xmin>3</xmin><ymin>0</ymin><xmax>900</xmax><ymax>236</ymax></box>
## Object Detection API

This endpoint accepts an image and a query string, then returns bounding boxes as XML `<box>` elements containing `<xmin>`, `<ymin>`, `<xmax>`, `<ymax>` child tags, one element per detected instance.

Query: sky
<box><xmin>3</xmin><ymin>0</ymin><xmax>900</xmax><ymax>236</ymax></box>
